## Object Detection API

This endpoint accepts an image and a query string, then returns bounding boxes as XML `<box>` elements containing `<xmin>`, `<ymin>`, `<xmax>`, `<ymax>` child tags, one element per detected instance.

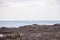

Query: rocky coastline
<box><xmin>0</xmin><ymin>24</ymin><xmax>60</xmax><ymax>40</ymax></box>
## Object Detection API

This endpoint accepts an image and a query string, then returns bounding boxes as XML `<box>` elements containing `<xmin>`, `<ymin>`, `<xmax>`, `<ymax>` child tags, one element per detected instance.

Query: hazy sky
<box><xmin>0</xmin><ymin>0</ymin><xmax>60</xmax><ymax>21</ymax></box>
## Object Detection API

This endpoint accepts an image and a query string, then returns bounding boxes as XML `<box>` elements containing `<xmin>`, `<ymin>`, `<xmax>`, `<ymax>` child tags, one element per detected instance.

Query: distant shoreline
<box><xmin>0</xmin><ymin>23</ymin><xmax>60</xmax><ymax>28</ymax></box>
<box><xmin>0</xmin><ymin>21</ymin><xmax>60</xmax><ymax>28</ymax></box>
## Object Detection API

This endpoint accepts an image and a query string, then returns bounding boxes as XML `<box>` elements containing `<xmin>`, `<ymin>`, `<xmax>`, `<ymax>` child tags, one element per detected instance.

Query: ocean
<box><xmin>0</xmin><ymin>21</ymin><xmax>60</xmax><ymax>28</ymax></box>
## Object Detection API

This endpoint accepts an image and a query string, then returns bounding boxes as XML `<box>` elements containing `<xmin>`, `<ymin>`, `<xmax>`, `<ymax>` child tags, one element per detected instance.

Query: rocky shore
<box><xmin>0</xmin><ymin>24</ymin><xmax>60</xmax><ymax>40</ymax></box>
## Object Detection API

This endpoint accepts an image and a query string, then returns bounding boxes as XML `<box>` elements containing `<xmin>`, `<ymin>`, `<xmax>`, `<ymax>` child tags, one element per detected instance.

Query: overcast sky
<box><xmin>0</xmin><ymin>0</ymin><xmax>60</xmax><ymax>21</ymax></box>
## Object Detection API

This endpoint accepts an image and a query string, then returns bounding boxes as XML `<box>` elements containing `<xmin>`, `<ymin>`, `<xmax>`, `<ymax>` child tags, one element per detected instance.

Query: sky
<box><xmin>0</xmin><ymin>0</ymin><xmax>60</xmax><ymax>21</ymax></box>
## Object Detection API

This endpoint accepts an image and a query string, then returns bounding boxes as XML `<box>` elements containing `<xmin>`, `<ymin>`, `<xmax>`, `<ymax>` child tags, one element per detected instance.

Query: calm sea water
<box><xmin>0</xmin><ymin>21</ymin><xmax>60</xmax><ymax>28</ymax></box>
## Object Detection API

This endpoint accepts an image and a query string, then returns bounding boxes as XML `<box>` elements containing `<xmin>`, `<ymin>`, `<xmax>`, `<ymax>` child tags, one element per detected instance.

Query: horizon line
<box><xmin>0</xmin><ymin>19</ymin><xmax>60</xmax><ymax>21</ymax></box>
